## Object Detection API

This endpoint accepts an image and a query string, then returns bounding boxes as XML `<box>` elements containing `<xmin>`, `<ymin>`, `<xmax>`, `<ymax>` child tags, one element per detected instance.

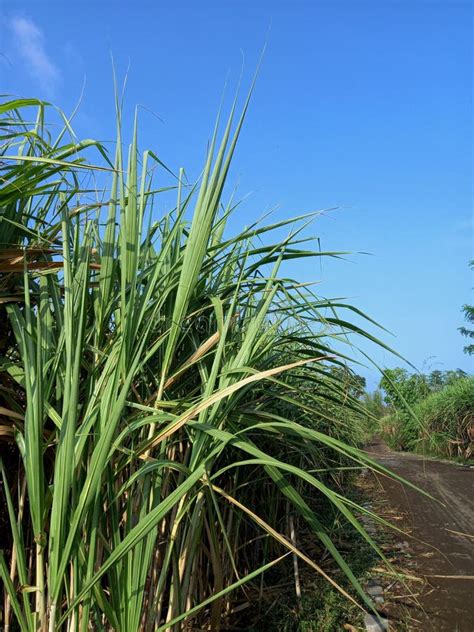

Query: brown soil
<box><xmin>365</xmin><ymin>437</ymin><xmax>474</xmax><ymax>632</ymax></box>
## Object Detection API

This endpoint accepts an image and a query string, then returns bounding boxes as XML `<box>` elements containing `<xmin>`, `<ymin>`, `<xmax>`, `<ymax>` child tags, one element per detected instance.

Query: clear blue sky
<box><xmin>1</xmin><ymin>1</ymin><xmax>472</xmax><ymax>386</ymax></box>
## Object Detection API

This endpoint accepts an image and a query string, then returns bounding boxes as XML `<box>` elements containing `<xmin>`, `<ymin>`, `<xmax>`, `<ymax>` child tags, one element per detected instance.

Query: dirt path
<box><xmin>365</xmin><ymin>437</ymin><xmax>474</xmax><ymax>632</ymax></box>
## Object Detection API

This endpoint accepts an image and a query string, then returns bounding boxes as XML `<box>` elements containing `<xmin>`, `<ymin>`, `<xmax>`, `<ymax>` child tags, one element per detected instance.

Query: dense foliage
<box><xmin>362</xmin><ymin>389</ymin><xmax>386</xmax><ymax>421</ymax></box>
<box><xmin>379</xmin><ymin>367</ymin><xmax>472</xmax><ymax>457</ymax></box>
<box><xmin>413</xmin><ymin>378</ymin><xmax>474</xmax><ymax>458</ymax></box>
<box><xmin>380</xmin><ymin>368</ymin><xmax>431</xmax><ymax>410</ymax></box>
<box><xmin>0</xmin><ymin>95</ymin><xmax>395</xmax><ymax>631</ymax></box>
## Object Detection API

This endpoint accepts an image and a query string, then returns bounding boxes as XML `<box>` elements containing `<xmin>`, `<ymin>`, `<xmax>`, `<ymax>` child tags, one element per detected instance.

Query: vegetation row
<box><xmin>0</xmin><ymin>93</ymin><xmax>395</xmax><ymax>631</ymax></box>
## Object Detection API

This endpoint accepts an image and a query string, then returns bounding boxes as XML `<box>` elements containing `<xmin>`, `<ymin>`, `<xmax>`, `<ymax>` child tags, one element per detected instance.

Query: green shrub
<box><xmin>378</xmin><ymin>413</ymin><xmax>411</xmax><ymax>451</ymax></box>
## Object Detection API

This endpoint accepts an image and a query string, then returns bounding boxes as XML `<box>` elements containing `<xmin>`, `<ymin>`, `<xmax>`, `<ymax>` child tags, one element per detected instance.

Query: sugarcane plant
<box><xmin>1</xmin><ymin>89</ymin><xmax>405</xmax><ymax>632</ymax></box>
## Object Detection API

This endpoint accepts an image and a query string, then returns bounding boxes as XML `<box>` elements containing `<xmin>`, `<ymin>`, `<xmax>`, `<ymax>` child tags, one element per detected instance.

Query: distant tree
<box><xmin>379</xmin><ymin>368</ymin><xmax>430</xmax><ymax>409</ymax></box>
<box><xmin>443</xmin><ymin>369</ymin><xmax>468</xmax><ymax>385</ymax></box>
<box><xmin>459</xmin><ymin>261</ymin><xmax>474</xmax><ymax>355</ymax></box>
<box><xmin>428</xmin><ymin>368</ymin><xmax>467</xmax><ymax>391</ymax></box>
<box><xmin>380</xmin><ymin>367</ymin><xmax>467</xmax><ymax>411</ymax></box>
<box><xmin>427</xmin><ymin>369</ymin><xmax>444</xmax><ymax>390</ymax></box>
<box><xmin>363</xmin><ymin>389</ymin><xmax>385</xmax><ymax>419</ymax></box>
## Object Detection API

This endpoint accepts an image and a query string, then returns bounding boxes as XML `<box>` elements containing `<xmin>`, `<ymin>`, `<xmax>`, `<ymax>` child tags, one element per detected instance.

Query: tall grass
<box><xmin>1</xmin><ymin>93</ymin><xmax>397</xmax><ymax>631</ymax></box>
<box><xmin>413</xmin><ymin>378</ymin><xmax>474</xmax><ymax>457</ymax></box>
<box><xmin>380</xmin><ymin>378</ymin><xmax>474</xmax><ymax>458</ymax></box>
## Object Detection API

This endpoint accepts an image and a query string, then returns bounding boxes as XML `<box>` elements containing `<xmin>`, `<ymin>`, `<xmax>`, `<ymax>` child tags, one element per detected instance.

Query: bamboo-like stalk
<box><xmin>289</xmin><ymin>514</ymin><xmax>301</xmax><ymax>604</ymax></box>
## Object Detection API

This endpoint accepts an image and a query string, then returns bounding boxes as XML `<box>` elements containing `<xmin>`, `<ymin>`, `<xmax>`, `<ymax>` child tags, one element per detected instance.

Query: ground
<box><xmin>365</xmin><ymin>437</ymin><xmax>474</xmax><ymax>632</ymax></box>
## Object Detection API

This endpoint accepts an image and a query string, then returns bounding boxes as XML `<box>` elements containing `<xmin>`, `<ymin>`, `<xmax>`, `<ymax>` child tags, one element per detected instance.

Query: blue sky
<box><xmin>1</xmin><ymin>1</ymin><xmax>472</xmax><ymax>386</ymax></box>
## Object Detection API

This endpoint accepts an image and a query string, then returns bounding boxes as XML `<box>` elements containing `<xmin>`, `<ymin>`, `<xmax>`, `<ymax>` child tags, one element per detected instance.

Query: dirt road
<box><xmin>365</xmin><ymin>438</ymin><xmax>474</xmax><ymax>632</ymax></box>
